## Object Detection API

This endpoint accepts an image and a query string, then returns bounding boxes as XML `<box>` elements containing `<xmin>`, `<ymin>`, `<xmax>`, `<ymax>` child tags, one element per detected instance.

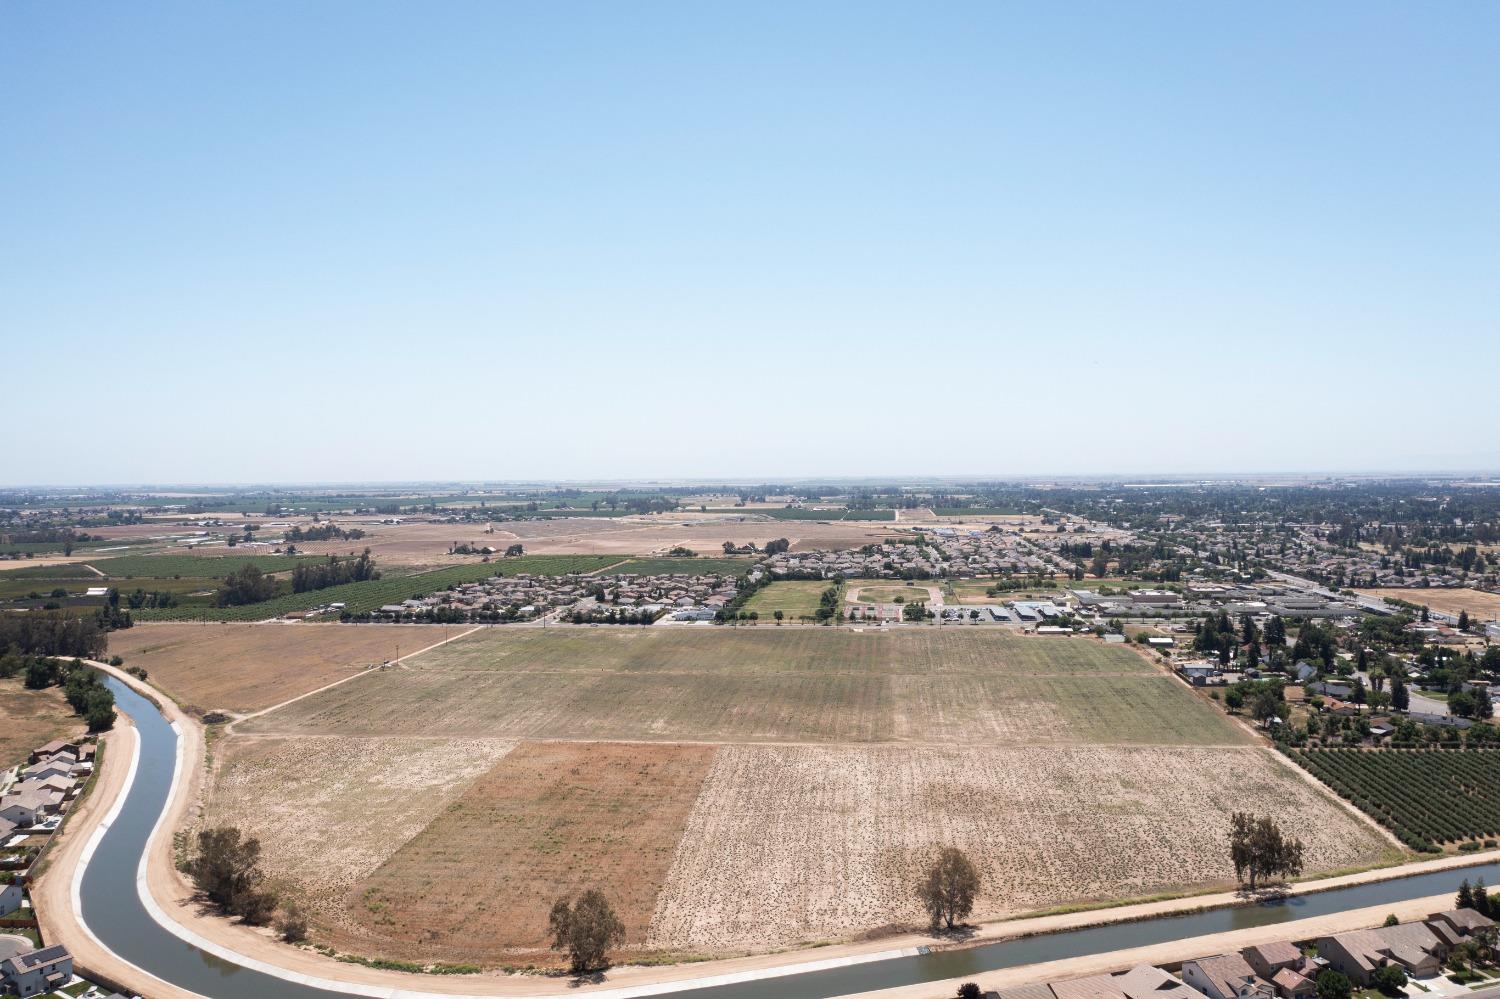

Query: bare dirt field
<box><xmin>0</xmin><ymin>677</ymin><xmax>79</xmax><ymax>766</ymax></box>
<box><xmin>106</xmin><ymin>622</ymin><xmax>441</xmax><ymax>713</ymax></box>
<box><xmin>203</xmin><ymin>736</ymin><xmax>516</xmax><ymax>949</ymax></box>
<box><xmin>188</xmin><ymin>623</ymin><xmax>1385</xmax><ymax>969</ymax></box>
<box><xmin>1358</xmin><ymin>587</ymin><xmax>1500</xmax><ymax>621</ymax></box>
<box><xmin>647</xmin><ymin>745</ymin><xmax>1397</xmax><ymax>952</ymax></box>
<box><xmin>243</xmin><ymin>629</ymin><xmax>1239</xmax><ymax>746</ymax></box>
<box><xmin>346</xmin><ymin>741</ymin><xmax>717</xmax><ymax>963</ymax></box>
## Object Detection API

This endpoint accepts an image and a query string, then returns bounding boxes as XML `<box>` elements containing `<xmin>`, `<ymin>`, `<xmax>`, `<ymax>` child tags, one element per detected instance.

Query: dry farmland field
<box><xmin>1357</xmin><ymin>587</ymin><xmax>1500</xmax><ymax>622</ymax></box>
<box><xmin>0</xmin><ymin>676</ymin><xmax>79</xmax><ymax>766</ymax></box>
<box><xmin>196</xmin><ymin>624</ymin><xmax>1400</xmax><ymax>966</ymax></box>
<box><xmin>108</xmin><ymin>622</ymin><xmax>446</xmax><ymax>713</ymax></box>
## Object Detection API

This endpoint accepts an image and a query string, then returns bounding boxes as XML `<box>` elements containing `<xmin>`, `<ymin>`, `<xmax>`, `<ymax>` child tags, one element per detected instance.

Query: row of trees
<box><xmin>290</xmin><ymin>551</ymin><xmax>379</xmax><ymax>593</ymax></box>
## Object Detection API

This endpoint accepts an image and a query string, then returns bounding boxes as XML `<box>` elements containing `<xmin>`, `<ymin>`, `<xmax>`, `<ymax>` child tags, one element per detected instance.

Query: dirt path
<box><xmin>226</xmin><ymin>624</ymin><xmax>482</xmax><ymax>732</ymax></box>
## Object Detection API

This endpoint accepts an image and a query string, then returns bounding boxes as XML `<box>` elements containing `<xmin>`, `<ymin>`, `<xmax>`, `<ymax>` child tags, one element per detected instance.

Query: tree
<box><xmin>918</xmin><ymin>846</ymin><xmax>980</xmax><ymax>931</ymax></box>
<box><xmin>1371</xmin><ymin>964</ymin><xmax>1406</xmax><ymax>994</ymax></box>
<box><xmin>505</xmin><ymin>544</ymin><xmax>525</xmax><ymax>557</ymax></box>
<box><xmin>773</xmin><ymin>610</ymin><xmax>784</xmax><ymax>623</ymax></box>
<box><xmin>1224</xmin><ymin>688</ymin><xmax>1245</xmax><ymax>712</ymax></box>
<box><xmin>1391</xmin><ymin>675</ymin><xmax>1410</xmax><ymax>711</ymax></box>
<box><xmin>1459</xmin><ymin>610</ymin><xmax>1471</xmax><ymax>631</ymax></box>
<box><xmin>1456</xmin><ymin>879</ymin><xmax>1475</xmax><ymax>911</ymax></box>
<box><xmin>277</xmin><ymin>901</ymin><xmax>309</xmax><ymax>943</ymax></box>
<box><xmin>957</xmin><ymin>984</ymin><xmax>982</xmax><ymax>999</ymax></box>
<box><xmin>1228</xmin><ymin>812</ymin><xmax>1305</xmax><ymax>890</ymax></box>
<box><xmin>1252</xmin><ymin>691</ymin><xmax>1281</xmax><ymax>726</ymax></box>
<box><xmin>548</xmin><ymin>889</ymin><xmax>626</xmax><ymax>974</ymax></box>
<box><xmin>184</xmin><ymin>827</ymin><xmax>278</xmax><ymax>924</ymax></box>
<box><xmin>1316</xmin><ymin>969</ymin><xmax>1352</xmax><ymax>999</ymax></box>
<box><xmin>1383</xmin><ymin>914</ymin><xmax>1400</xmax><ymax>927</ymax></box>
<box><xmin>1475</xmin><ymin>878</ymin><xmax>1492</xmax><ymax>919</ymax></box>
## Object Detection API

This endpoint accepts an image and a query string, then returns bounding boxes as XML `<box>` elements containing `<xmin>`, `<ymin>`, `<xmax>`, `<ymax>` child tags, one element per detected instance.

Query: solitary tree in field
<box><xmin>548</xmin><ymin>889</ymin><xmax>626</xmax><ymax>974</ymax></box>
<box><xmin>919</xmin><ymin>846</ymin><xmax>980</xmax><ymax>931</ymax></box>
<box><xmin>1229</xmin><ymin>812</ymin><xmax>1304</xmax><ymax>891</ymax></box>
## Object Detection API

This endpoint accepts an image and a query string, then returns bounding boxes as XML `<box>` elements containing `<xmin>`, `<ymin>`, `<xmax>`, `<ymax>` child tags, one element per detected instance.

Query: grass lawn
<box><xmin>742</xmin><ymin>581</ymin><xmax>835</xmax><ymax>619</ymax></box>
<box><xmin>849</xmin><ymin>585</ymin><xmax>931</xmax><ymax>604</ymax></box>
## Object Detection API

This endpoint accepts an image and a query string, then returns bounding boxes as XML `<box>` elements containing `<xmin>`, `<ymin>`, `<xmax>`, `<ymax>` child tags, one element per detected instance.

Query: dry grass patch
<box><xmin>347</xmin><ymin>741</ymin><xmax>716</xmax><ymax>964</ymax></box>
<box><xmin>202</xmin><ymin>735</ymin><xmax>515</xmax><ymax>949</ymax></box>
<box><xmin>107</xmin><ymin>622</ymin><xmax>441</xmax><ymax>713</ymax></box>
<box><xmin>1358</xmin><ymin>587</ymin><xmax>1500</xmax><ymax>621</ymax></box>
<box><xmin>0</xmin><ymin>677</ymin><xmax>79</xmax><ymax>767</ymax></box>
<box><xmin>648</xmin><ymin>745</ymin><xmax>1396</xmax><ymax>953</ymax></box>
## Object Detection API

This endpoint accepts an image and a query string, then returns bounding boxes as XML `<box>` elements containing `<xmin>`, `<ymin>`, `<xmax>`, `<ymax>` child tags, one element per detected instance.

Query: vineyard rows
<box><xmin>1289</xmin><ymin>748</ymin><xmax>1500</xmax><ymax>851</ymax></box>
<box><xmin>133</xmin><ymin>555</ymin><xmax>624</xmax><ymax>621</ymax></box>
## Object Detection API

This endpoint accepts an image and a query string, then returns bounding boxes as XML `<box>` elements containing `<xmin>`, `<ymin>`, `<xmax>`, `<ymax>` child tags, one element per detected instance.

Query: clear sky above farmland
<box><xmin>2</xmin><ymin>2</ymin><xmax>1497</xmax><ymax>485</ymax></box>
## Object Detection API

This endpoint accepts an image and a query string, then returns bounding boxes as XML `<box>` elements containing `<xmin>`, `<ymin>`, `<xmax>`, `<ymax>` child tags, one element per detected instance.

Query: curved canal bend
<box><xmin>83</xmin><ymin>676</ymin><xmax>1500</xmax><ymax>999</ymax></box>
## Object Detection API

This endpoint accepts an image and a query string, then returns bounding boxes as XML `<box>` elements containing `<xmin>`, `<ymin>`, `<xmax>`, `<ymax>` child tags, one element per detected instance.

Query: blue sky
<box><xmin>3</xmin><ymin>2</ymin><xmax>1497</xmax><ymax>485</ymax></box>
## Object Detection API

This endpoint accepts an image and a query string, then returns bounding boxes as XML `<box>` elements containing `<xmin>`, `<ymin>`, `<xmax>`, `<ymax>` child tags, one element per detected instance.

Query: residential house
<box><xmin>0</xmin><ymin>881</ymin><xmax>23</xmax><ymax>916</ymax></box>
<box><xmin>1426</xmin><ymin>908</ymin><xmax>1496</xmax><ymax>944</ymax></box>
<box><xmin>1113</xmin><ymin>964</ymin><xmax>1200</xmax><ymax>999</ymax></box>
<box><xmin>28</xmin><ymin>741</ymin><xmax>80</xmax><ymax>765</ymax></box>
<box><xmin>1316</xmin><ymin>923</ymin><xmax>1446</xmax><ymax>985</ymax></box>
<box><xmin>1180</xmin><ymin>953</ymin><xmax>1275</xmax><ymax>999</ymax></box>
<box><xmin>1241</xmin><ymin>942</ymin><xmax>1303</xmax><ymax>982</ymax></box>
<box><xmin>0</xmin><ymin>944</ymin><xmax>73</xmax><ymax>998</ymax></box>
<box><xmin>0</xmin><ymin>792</ymin><xmax>49</xmax><ymax>828</ymax></box>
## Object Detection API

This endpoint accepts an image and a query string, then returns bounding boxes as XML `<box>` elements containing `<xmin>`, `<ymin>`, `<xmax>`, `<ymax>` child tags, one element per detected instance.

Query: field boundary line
<box><xmin>228</xmin><ymin>625</ymin><xmax>483</xmax><ymax>732</ymax></box>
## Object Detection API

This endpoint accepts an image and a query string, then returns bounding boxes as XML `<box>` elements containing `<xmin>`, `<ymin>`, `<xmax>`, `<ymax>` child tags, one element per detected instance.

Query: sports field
<box><xmin>740</xmin><ymin>580</ymin><xmax>833</xmax><ymax>619</ymax></box>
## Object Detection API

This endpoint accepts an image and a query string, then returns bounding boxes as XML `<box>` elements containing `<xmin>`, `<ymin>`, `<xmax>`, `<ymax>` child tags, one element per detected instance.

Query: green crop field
<box><xmin>86</xmin><ymin>554</ymin><xmax>325</xmax><ymax>579</ymax></box>
<box><xmin>932</xmin><ymin>507</ymin><xmax>1025</xmax><ymax>517</ymax></box>
<box><xmin>602</xmin><ymin>557</ymin><xmax>754</xmax><ymax>576</ymax></box>
<box><xmin>131</xmin><ymin>555</ymin><xmax>626</xmax><ymax>621</ymax></box>
<box><xmin>245</xmin><ymin>628</ymin><xmax>1239</xmax><ymax>746</ymax></box>
<box><xmin>1288</xmin><ymin>749</ymin><xmax>1500</xmax><ymax>850</ymax></box>
<box><xmin>741</xmin><ymin>581</ymin><xmax>835</xmax><ymax>619</ymax></box>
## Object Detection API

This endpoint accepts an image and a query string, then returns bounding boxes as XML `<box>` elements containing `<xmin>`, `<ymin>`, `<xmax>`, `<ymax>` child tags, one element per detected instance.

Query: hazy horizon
<box><xmin>5</xmin><ymin>2</ymin><xmax>1497</xmax><ymax>485</ymax></box>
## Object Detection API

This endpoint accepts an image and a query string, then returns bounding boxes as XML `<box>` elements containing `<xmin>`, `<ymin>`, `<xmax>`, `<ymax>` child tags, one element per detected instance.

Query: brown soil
<box><xmin>106</xmin><ymin>622</ymin><xmax>440</xmax><ymax>713</ymax></box>
<box><xmin>344</xmin><ymin>741</ymin><xmax>717</xmax><ymax>963</ymax></box>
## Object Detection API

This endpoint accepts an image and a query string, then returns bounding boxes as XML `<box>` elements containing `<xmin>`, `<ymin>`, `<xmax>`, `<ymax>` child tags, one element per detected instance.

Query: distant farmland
<box><xmin>132</xmin><ymin>554</ymin><xmax>624</xmax><ymax>621</ymax></box>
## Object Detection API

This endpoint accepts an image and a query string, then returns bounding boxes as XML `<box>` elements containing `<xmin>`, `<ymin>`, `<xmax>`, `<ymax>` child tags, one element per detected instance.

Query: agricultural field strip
<box><xmin>646</xmin><ymin>743</ymin><xmax>1395</xmax><ymax>951</ymax></box>
<box><xmin>397</xmin><ymin>628</ymin><xmax>1160</xmax><ymax>675</ymax></box>
<box><xmin>244</xmin><ymin>669</ymin><xmax>1245</xmax><ymax>746</ymax></box>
